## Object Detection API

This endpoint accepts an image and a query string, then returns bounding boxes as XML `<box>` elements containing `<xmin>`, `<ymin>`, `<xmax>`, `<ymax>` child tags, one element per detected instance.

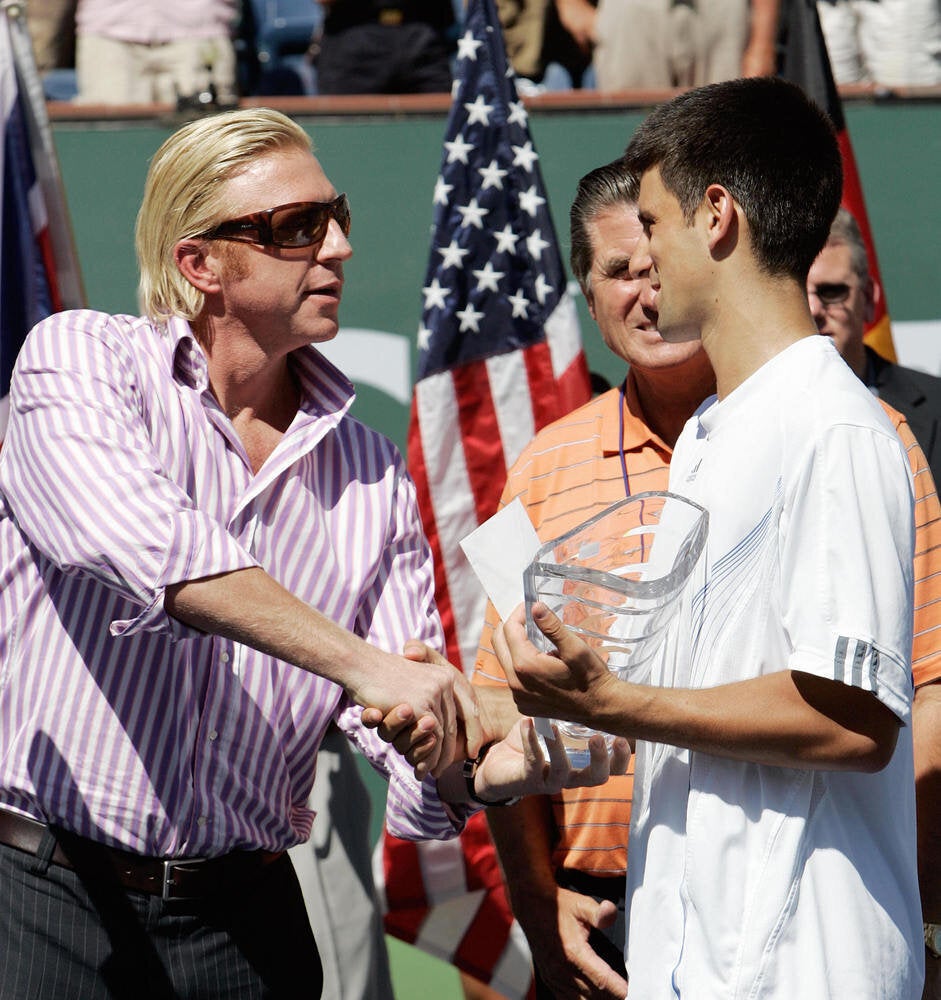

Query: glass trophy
<box><xmin>523</xmin><ymin>491</ymin><xmax>708</xmax><ymax>765</ymax></box>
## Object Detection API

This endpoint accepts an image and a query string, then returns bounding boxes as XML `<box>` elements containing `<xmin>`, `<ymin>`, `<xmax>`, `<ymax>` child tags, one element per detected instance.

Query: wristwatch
<box><xmin>462</xmin><ymin>741</ymin><xmax>521</xmax><ymax>808</ymax></box>
<box><xmin>925</xmin><ymin>923</ymin><xmax>941</xmax><ymax>959</ymax></box>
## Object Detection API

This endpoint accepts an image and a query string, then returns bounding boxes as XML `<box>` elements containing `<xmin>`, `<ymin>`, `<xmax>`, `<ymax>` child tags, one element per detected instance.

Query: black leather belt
<box><xmin>0</xmin><ymin>807</ymin><xmax>283</xmax><ymax>901</ymax></box>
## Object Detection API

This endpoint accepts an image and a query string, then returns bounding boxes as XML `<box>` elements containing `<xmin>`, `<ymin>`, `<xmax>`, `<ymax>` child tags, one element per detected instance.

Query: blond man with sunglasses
<box><xmin>0</xmin><ymin>108</ymin><xmax>627</xmax><ymax>999</ymax></box>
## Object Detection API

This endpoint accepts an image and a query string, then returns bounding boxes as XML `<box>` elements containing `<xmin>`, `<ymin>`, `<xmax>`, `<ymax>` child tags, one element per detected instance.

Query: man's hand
<box><xmin>473</xmin><ymin>718</ymin><xmax>630</xmax><ymax>802</ymax></box>
<box><xmin>365</xmin><ymin>663</ymin><xmax>630</xmax><ymax>798</ymax></box>
<box><xmin>520</xmin><ymin>885</ymin><xmax>629</xmax><ymax>1000</ymax></box>
<box><xmin>352</xmin><ymin>650</ymin><xmax>482</xmax><ymax>778</ymax></box>
<box><xmin>363</xmin><ymin>639</ymin><xmax>522</xmax><ymax>778</ymax></box>
<box><xmin>362</xmin><ymin>639</ymin><xmax>474</xmax><ymax>778</ymax></box>
<box><xmin>494</xmin><ymin>602</ymin><xmax>618</xmax><ymax>729</ymax></box>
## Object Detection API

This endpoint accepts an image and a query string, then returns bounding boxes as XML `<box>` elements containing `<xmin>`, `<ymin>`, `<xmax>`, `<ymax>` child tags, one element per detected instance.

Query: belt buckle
<box><xmin>161</xmin><ymin>857</ymin><xmax>206</xmax><ymax>901</ymax></box>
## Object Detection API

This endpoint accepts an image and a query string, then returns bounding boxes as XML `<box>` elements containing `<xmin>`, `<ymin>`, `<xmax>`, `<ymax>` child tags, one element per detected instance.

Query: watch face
<box><xmin>927</xmin><ymin>924</ymin><xmax>941</xmax><ymax>958</ymax></box>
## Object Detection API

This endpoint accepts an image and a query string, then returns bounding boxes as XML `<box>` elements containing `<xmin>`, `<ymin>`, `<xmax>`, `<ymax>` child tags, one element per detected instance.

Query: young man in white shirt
<box><xmin>493</xmin><ymin>76</ymin><xmax>924</xmax><ymax>999</ymax></box>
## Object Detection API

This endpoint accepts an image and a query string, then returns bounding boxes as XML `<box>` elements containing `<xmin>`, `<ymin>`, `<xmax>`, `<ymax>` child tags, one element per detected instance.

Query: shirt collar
<box><xmin>165</xmin><ymin>317</ymin><xmax>356</xmax><ymax>422</ymax></box>
<box><xmin>600</xmin><ymin>371</ymin><xmax>672</xmax><ymax>456</ymax></box>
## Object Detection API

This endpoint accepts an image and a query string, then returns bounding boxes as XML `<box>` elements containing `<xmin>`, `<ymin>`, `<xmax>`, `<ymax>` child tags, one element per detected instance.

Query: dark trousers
<box><xmin>0</xmin><ymin>836</ymin><xmax>323</xmax><ymax>999</ymax></box>
<box><xmin>533</xmin><ymin>869</ymin><xmax>627</xmax><ymax>1000</ymax></box>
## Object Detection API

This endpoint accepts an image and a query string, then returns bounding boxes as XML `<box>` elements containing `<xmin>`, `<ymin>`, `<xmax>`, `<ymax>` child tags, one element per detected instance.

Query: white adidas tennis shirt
<box><xmin>625</xmin><ymin>336</ymin><xmax>924</xmax><ymax>999</ymax></box>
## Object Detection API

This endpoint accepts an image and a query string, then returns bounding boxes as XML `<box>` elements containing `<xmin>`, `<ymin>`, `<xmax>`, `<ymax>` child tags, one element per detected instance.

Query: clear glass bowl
<box><xmin>523</xmin><ymin>491</ymin><xmax>708</xmax><ymax>762</ymax></box>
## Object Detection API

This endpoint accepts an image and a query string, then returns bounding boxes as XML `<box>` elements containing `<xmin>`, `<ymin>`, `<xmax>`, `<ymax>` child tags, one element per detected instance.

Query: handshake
<box><xmin>358</xmin><ymin>603</ymin><xmax>631</xmax><ymax>807</ymax></box>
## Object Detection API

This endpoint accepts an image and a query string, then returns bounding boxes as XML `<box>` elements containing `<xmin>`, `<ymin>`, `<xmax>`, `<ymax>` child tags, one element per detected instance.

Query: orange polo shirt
<box><xmin>880</xmin><ymin>401</ymin><xmax>941</xmax><ymax>688</ymax></box>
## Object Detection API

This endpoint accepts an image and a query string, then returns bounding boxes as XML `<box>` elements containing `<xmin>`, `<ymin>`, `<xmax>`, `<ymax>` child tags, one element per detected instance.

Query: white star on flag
<box><xmin>493</xmin><ymin>224</ymin><xmax>520</xmax><ymax>255</ymax></box>
<box><xmin>417</xmin><ymin>326</ymin><xmax>432</xmax><ymax>350</ymax></box>
<box><xmin>511</xmin><ymin>140</ymin><xmax>539</xmax><ymax>171</ymax></box>
<box><xmin>472</xmin><ymin>261</ymin><xmax>504</xmax><ymax>292</ymax></box>
<box><xmin>457</xmin><ymin>198</ymin><xmax>489</xmax><ymax>229</ymax></box>
<box><xmin>519</xmin><ymin>185</ymin><xmax>547</xmax><ymax>218</ymax></box>
<box><xmin>507</xmin><ymin>289</ymin><xmax>530</xmax><ymax>318</ymax></box>
<box><xmin>526</xmin><ymin>228</ymin><xmax>551</xmax><ymax>260</ymax></box>
<box><xmin>433</xmin><ymin>176</ymin><xmax>454</xmax><ymax>205</ymax></box>
<box><xmin>456</xmin><ymin>303</ymin><xmax>484</xmax><ymax>332</ymax></box>
<box><xmin>508</xmin><ymin>101</ymin><xmax>528</xmax><ymax>127</ymax></box>
<box><xmin>464</xmin><ymin>94</ymin><xmax>494</xmax><ymax>126</ymax></box>
<box><xmin>438</xmin><ymin>240</ymin><xmax>471</xmax><ymax>269</ymax></box>
<box><xmin>445</xmin><ymin>133</ymin><xmax>475</xmax><ymax>165</ymax></box>
<box><xmin>478</xmin><ymin>159</ymin><xmax>508</xmax><ymax>190</ymax></box>
<box><xmin>534</xmin><ymin>273</ymin><xmax>553</xmax><ymax>305</ymax></box>
<box><xmin>422</xmin><ymin>277</ymin><xmax>449</xmax><ymax>310</ymax></box>
<box><xmin>456</xmin><ymin>29</ymin><xmax>483</xmax><ymax>61</ymax></box>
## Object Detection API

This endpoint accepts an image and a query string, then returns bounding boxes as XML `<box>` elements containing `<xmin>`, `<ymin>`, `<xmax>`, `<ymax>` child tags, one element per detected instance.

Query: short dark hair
<box><xmin>622</xmin><ymin>77</ymin><xmax>842</xmax><ymax>281</ymax></box>
<box><xmin>569</xmin><ymin>159</ymin><xmax>639</xmax><ymax>293</ymax></box>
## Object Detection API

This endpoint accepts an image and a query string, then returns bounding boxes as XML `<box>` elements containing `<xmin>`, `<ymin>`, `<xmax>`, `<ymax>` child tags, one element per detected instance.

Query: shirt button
<box><xmin>208</xmin><ymin>730</ymin><xmax>218</xmax><ymax>741</ymax></box>
<box><xmin>220</xmin><ymin>652</ymin><xmax>230</xmax><ymax>663</ymax></box>
<box><xmin>197</xmin><ymin>816</ymin><xmax>207</xmax><ymax>827</ymax></box>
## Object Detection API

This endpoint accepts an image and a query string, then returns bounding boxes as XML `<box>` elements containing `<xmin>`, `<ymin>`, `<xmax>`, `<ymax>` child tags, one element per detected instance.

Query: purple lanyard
<box><xmin>618</xmin><ymin>377</ymin><xmax>631</xmax><ymax>498</ymax></box>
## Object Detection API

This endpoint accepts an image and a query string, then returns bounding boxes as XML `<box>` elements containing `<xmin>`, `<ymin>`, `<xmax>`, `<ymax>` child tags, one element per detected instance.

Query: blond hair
<box><xmin>136</xmin><ymin>108</ymin><xmax>312</xmax><ymax>320</ymax></box>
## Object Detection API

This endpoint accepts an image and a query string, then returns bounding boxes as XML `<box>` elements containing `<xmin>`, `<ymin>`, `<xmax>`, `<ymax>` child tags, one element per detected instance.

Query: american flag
<box><xmin>779</xmin><ymin>0</ymin><xmax>896</xmax><ymax>362</ymax></box>
<box><xmin>407</xmin><ymin>0</ymin><xmax>590</xmax><ymax>674</ymax></box>
<box><xmin>378</xmin><ymin>0</ymin><xmax>591</xmax><ymax>995</ymax></box>
<box><xmin>0</xmin><ymin>1</ymin><xmax>84</xmax><ymax>440</ymax></box>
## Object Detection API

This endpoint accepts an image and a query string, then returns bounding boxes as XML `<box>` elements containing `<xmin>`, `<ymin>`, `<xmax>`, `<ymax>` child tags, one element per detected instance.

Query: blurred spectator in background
<box><xmin>74</xmin><ymin>0</ymin><xmax>240</xmax><ymax>105</ymax></box>
<box><xmin>26</xmin><ymin>0</ymin><xmax>77</xmax><ymax>72</ymax></box>
<box><xmin>817</xmin><ymin>0</ymin><xmax>941</xmax><ymax>87</ymax></box>
<box><xmin>315</xmin><ymin>0</ymin><xmax>456</xmax><ymax>94</ymax></box>
<box><xmin>807</xmin><ymin>207</ymin><xmax>941</xmax><ymax>485</ymax></box>
<box><xmin>591</xmin><ymin>0</ymin><xmax>780</xmax><ymax>90</ymax></box>
<box><xmin>497</xmin><ymin>0</ymin><xmax>597</xmax><ymax>91</ymax></box>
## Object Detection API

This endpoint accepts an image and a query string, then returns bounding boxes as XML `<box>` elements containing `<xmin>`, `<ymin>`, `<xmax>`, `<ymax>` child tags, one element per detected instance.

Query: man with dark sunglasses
<box><xmin>807</xmin><ymin>207</ymin><xmax>941</xmax><ymax>487</ymax></box>
<box><xmin>0</xmin><ymin>107</ymin><xmax>626</xmax><ymax>999</ymax></box>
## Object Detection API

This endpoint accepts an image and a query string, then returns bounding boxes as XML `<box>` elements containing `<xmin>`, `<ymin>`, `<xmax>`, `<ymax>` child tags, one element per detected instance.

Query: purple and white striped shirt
<box><xmin>0</xmin><ymin>310</ymin><xmax>458</xmax><ymax>857</ymax></box>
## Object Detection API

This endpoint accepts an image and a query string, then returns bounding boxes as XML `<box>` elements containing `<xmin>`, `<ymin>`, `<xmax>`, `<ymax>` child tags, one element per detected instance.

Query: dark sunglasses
<box><xmin>808</xmin><ymin>281</ymin><xmax>853</xmax><ymax>307</ymax></box>
<box><xmin>199</xmin><ymin>194</ymin><xmax>351</xmax><ymax>248</ymax></box>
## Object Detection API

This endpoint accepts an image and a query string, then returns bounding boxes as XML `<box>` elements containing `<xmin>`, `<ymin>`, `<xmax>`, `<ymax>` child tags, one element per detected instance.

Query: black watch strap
<box><xmin>462</xmin><ymin>741</ymin><xmax>521</xmax><ymax>807</ymax></box>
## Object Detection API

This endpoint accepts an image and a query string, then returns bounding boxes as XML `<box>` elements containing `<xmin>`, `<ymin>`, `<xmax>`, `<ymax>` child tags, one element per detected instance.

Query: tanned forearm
<box><xmin>499</xmin><ymin>606</ymin><xmax>900</xmax><ymax>774</ymax></box>
<box><xmin>588</xmin><ymin>670</ymin><xmax>899</xmax><ymax>773</ymax></box>
<box><xmin>165</xmin><ymin>567</ymin><xmax>482</xmax><ymax>772</ymax></box>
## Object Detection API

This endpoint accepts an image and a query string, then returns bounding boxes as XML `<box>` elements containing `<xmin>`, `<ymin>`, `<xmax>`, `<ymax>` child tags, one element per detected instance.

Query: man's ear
<box><xmin>174</xmin><ymin>239</ymin><xmax>221</xmax><ymax>294</ymax></box>
<box><xmin>583</xmin><ymin>284</ymin><xmax>597</xmax><ymax>322</ymax></box>
<box><xmin>702</xmin><ymin>183</ymin><xmax>736</xmax><ymax>251</ymax></box>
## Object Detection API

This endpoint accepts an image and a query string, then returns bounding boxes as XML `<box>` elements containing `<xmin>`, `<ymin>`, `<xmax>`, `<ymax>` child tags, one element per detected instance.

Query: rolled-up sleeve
<box><xmin>0</xmin><ymin>311</ymin><xmax>257</xmax><ymax>637</ymax></box>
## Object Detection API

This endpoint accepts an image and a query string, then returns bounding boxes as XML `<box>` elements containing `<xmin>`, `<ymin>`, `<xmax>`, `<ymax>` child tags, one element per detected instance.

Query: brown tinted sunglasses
<box><xmin>199</xmin><ymin>193</ymin><xmax>350</xmax><ymax>248</ymax></box>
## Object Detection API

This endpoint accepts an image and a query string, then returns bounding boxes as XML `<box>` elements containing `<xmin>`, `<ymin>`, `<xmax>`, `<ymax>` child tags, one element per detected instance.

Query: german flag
<box><xmin>778</xmin><ymin>0</ymin><xmax>896</xmax><ymax>361</ymax></box>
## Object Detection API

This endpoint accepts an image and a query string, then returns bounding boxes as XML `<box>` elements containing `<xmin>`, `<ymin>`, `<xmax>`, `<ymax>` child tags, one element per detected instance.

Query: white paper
<box><xmin>459</xmin><ymin>498</ymin><xmax>541</xmax><ymax>621</ymax></box>
<box><xmin>460</xmin><ymin>500</ymin><xmax>558</xmax><ymax>750</ymax></box>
